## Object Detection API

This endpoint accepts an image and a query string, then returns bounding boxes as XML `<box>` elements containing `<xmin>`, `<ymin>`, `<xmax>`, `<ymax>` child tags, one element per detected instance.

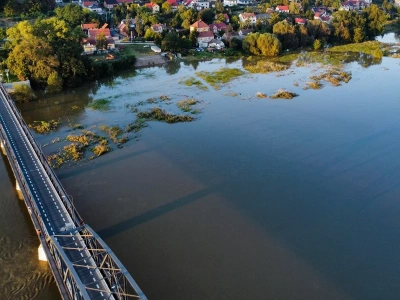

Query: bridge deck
<box><xmin>0</xmin><ymin>88</ymin><xmax>113</xmax><ymax>299</ymax></box>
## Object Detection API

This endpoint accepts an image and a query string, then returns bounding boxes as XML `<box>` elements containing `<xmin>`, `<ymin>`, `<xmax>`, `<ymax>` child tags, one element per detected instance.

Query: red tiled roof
<box><xmin>295</xmin><ymin>18</ymin><xmax>307</xmax><ymax>24</ymax></box>
<box><xmin>191</xmin><ymin>20</ymin><xmax>209</xmax><ymax>28</ymax></box>
<box><xmin>198</xmin><ymin>31</ymin><xmax>214</xmax><ymax>38</ymax></box>
<box><xmin>88</xmin><ymin>28</ymin><xmax>111</xmax><ymax>38</ymax></box>
<box><xmin>167</xmin><ymin>0</ymin><xmax>178</xmax><ymax>6</ymax></box>
<box><xmin>83</xmin><ymin>1</ymin><xmax>97</xmax><ymax>7</ymax></box>
<box><xmin>210</xmin><ymin>23</ymin><xmax>227</xmax><ymax>30</ymax></box>
<box><xmin>276</xmin><ymin>5</ymin><xmax>289</xmax><ymax>10</ymax></box>
<box><xmin>240</xmin><ymin>12</ymin><xmax>255</xmax><ymax>18</ymax></box>
<box><xmin>145</xmin><ymin>2</ymin><xmax>158</xmax><ymax>8</ymax></box>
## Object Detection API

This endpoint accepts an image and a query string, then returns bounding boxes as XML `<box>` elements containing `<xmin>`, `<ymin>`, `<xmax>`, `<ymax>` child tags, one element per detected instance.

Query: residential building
<box><xmin>275</xmin><ymin>5</ymin><xmax>289</xmax><ymax>13</ymax></box>
<box><xmin>197</xmin><ymin>31</ymin><xmax>214</xmax><ymax>47</ymax></box>
<box><xmin>209</xmin><ymin>23</ymin><xmax>227</xmax><ymax>34</ymax></box>
<box><xmin>239</xmin><ymin>13</ymin><xmax>256</xmax><ymax>25</ymax></box>
<box><xmin>223</xmin><ymin>0</ymin><xmax>237</xmax><ymax>6</ymax></box>
<box><xmin>145</xmin><ymin>2</ymin><xmax>160</xmax><ymax>13</ymax></box>
<box><xmin>166</xmin><ymin>0</ymin><xmax>179</xmax><ymax>11</ymax></box>
<box><xmin>190</xmin><ymin>20</ymin><xmax>210</xmax><ymax>32</ymax></box>
<box><xmin>187</xmin><ymin>0</ymin><xmax>209</xmax><ymax>10</ymax></box>
<box><xmin>151</xmin><ymin>23</ymin><xmax>165</xmax><ymax>33</ymax></box>
<box><xmin>104</xmin><ymin>0</ymin><xmax>119</xmax><ymax>8</ymax></box>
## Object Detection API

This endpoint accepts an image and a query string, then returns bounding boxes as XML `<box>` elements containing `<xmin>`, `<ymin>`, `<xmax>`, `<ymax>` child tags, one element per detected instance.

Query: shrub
<box><xmin>12</xmin><ymin>84</ymin><xmax>34</xmax><ymax>102</ymax></box>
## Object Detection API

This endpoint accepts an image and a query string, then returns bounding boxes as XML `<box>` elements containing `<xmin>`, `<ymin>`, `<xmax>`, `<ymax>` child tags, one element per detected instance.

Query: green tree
<box><xmin>273</xmin><ymin>21</ymin><xmax>298</xmax><ymax>50</ymax></box>
<box><xmin>289</xmin><ymin>2</ymin><xmax>301</xmax><ymax>14</ymax></box>
<box><xmin>363</xmin><ymin>4</ymin><xmax>386</xmax><ymax>39</ymax></box>
<box><xmin>242</xmin><ymin>32</ymin><xmax>281</xmax><ymax>56</ymax></box>
<box><xmin>47</xmin><ymin>71</ymin><xmax>63</xmax><ymax>93</ymax></box>
<box><xmin>215</xmin><ymin>0</ymin><xmax>224</xmax><ymax>13</ymax></box>
<box><xmin>162</xmin><ymin>31</ymin><xmax>189</xmax><ymax>52</ymax></box>
<box><xmin>313</xmin><ymin>39</ymin><xmax>322</xmax><ymax>49</ymax></box>
<box><xmin>55</xmin><ymin>4</ymin><xmax>85</xmax><ymax>27</ymax></box>
<box><xmin>96</xmin><ymin>33</ymin><xmax>108</xmax><ymax>50</ymax></box>
<box><xmin>7</xmin><ymin>38</ymin><xmax>60</xmax><ymax>87</ymax></box>
<box><xmin>162</xmin><ymin>2</ymin><xmax>172</xmax><ymax>14</ymax></box>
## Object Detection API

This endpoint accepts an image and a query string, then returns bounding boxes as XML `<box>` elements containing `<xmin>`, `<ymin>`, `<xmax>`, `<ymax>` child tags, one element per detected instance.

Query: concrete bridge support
<box><xmin>0</xmin><ymin>140</ymin><xmax>6</xmax><ymax>156</ymax></box>
<box><xmin>38</xmin><ymin>244</ymin><xmax>48</xmax><ymax>262</ymax></box>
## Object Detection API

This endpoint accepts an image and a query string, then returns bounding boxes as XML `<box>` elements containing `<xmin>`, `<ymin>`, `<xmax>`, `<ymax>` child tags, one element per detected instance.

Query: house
<box><xmin>275</xmin><ymin>5</ymin><xmax>289</xmax><ymax>13</ymax></box>
<box><xmin>238</xmin><ymin>28</ymin><xmax>252</xmax><ymax>36</ymax></box>
<box><xmin>215</xmin><ymin>13</ymin><xmax>230</xmax><ymax>23</ymax></box>
<box><xmin>208</xmin><ymin>39</ymin><xmax>225</xmax><ymax>49</ymax></box>
<box><xmin>86</xmin><ymin>3</ymin><xmax>103</xmax><ymax>12</ymax></box>
<box><xmin>295</xmin><ymin>17</ymin><xmax>307</xmax><ymax>25</ymax></box>
<box><xmin>117</xmin><ymin>22</ymin><xmax>129</xmax><ymax>37</ymax></box>
<box><xmin>145</xmin><ymin>2</ymin><xmax>160</xmax><ymax>13</ymax></box>
<box><xmin>84</xmin><ymin>28</ymin><xmax>116</xmax><ymax>53</ymax></box>
<box><xmin>81</xmin><ymin>1</ymin><xmax>97</xmax><ymax>8</ymax></box>
<box><xmin>239</xmin><ymin>13</ymin><xmax>257</xmax><ymax>25</ymax></box>
<box><xmin>190</xmin><ymin>20</ymin><xmax>209</xmax><ymax>32</ymax></box>
<box><xmin>266</xmin><ymin>8</ymin><xmax>275</xmax><ymax>14</ymax></box>
<box><xmin>166</xmin><ymin>0</ymin><xmax>179</xmax><ymax>11</ymax></box>
<box><xmin>314</xmin><ymin>11</ymin><xmax>326</xmax><ymax>19</ymax></box>
<box><xmin>187</xmin><ymin>0</ymin><xmax>209</xmax><ymax>10</ymax></box>
<box><xmin>255</xmin><ymin>13</ymin><xmax>271</xmax><ymax>23</ymax></box>
<box><xmin>197</xmin><ymin>31</ymin><xmax>214</xmax><ymax>47</ymax></box>
<box><xmin>340</xmin><ymin>0</ymin><xmax>368</xmax><ymax>10</ymax></box>
<box><xmin>209</xmin><ymin>23</ymin><xmax>227</xmax><ymax>34</ymax></box>
<box><xmin>223</xmin><ymin>0</ymin><xmax>237</xmax><ymax>6</ymax></box>
<box><xmin>320</xmin><ymin>15</ymin><xmax>331</xmax><ymax>23</ymax></box>
<box><xmin>222</xmin><ymin>29</ymin><xmax>251</xmax><ymax>41</ymax></box>
<box><xmin>81</xmin><ymin>23</ymin><xmax>98</xmax><ymax>34</ymax></box>
<box><xmin>151</xmin><ymin>23</ymin><xmax>165</xmax><ymax>33</ymax></box>
<box><xmin>104</xmin><ymin>0</ymin><xmax>119</xmax><ymax>8</ymax></box>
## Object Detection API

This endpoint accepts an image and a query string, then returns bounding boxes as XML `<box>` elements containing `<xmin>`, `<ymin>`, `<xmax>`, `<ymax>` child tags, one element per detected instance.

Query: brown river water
<box><xmin>1</xmin><ymin>50</ymin><xmax>400</xmax><ymax>300</ymax></box>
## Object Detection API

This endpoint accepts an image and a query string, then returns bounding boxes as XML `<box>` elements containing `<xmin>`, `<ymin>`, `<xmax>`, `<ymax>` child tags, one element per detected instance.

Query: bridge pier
<box><xmin>38</xmin><ymin>244</ymin><xmax>48</xmax><ymax>262</ymax></box>
<box><xmin>15</xmin><ymin>180</ymin><xmax>24</xmax><ymax>200</ymax></box>
<box><xmin>0</xmin><ymin>140</ymin><xmax>6</xmax><ymax>156</ymax></box>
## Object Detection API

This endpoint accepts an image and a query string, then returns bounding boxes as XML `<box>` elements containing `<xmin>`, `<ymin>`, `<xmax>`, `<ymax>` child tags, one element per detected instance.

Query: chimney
<box><xmin>101</xmin><ymin>23</ymin><xmax>108</xmax><ymax>29</ymax></box>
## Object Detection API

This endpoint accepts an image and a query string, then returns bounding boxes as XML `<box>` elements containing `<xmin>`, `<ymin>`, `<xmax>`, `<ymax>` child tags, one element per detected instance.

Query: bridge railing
<box><xmin>0</xmin><ymin>83</ymin><xmax>83</xmax><ymax>227</ymax></box>
<box><xmin>53</xmin><ymin>225</ymin><xmax>148</xmax><ymax>300</ymax></box>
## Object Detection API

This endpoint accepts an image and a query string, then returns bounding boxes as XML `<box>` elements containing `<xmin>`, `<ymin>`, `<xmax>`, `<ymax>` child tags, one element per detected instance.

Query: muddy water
<box><xmin>2</xmin><ymin>55</ymin><xmax>400</xmax><ymax>299</ymax></box>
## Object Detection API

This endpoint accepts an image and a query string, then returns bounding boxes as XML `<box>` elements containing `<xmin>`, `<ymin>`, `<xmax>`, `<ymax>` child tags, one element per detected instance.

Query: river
<box><xmin>1</xmin><ymin>50</ymin><xmax>400</xmax><ymax>299</ymax></box>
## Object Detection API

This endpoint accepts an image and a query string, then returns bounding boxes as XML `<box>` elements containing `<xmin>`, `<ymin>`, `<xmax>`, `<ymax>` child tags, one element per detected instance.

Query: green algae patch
<box><xmin>179</xmin><ymin>77</ymin><xmax>208</xmax><ymax>91</ymax></box>
<box><xmin>137</xmin><ymin>108</ymin><xmax>195</xmax><ymax>123</ymax></box>
<box><xmin>196</xmin><ymin>68</ymin><xmax>244</xmax><ymax>90</ymax></box>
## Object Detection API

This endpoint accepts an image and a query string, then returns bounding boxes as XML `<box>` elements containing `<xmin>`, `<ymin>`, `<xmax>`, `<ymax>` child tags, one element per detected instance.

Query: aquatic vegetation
<box><xmin>137</xmin><ymin>108</ymin><xmax>195</xmax><ymax>123</ymax></box>
<box><xmin>99</xmin><ymin>125</ymin><xmax>125</xmax><ymax>144</ymax></box>
<box><xmin>47</xmin><ymin>143</ymin><xmax>85</xmax><ymax>168</ymax></box>
<box><xmin>179</xmin><ymin>77</ymin><xmax>208</xmax><ymax>90</ymax></box>
<box><xmin>256</xmin><ymin>92</ymin><xmax>268</xmax><ymax>98</ymax></box>
<box><xmin>196</xmin><ymin>68</ymin><xmax>244</xmax><ymax>90</ymax></box>
<box><xmin>70</xmin><ymin>123</ymin><xmax>84</xmax><ymax>130</ymax></box>
<box><xmin>176</xmin><ymin>99</ymin><xmax>200</xmax><ymax>112</ymax></box>
<box><xmin>244</xmin><ymin>60</ymin><xmax>289</xmax><ymax>74</ymax></box>
<box><xmin>327</xmin><ymin>41</ymin><xmax>384</xmax><ymax>58</ymax></box>
<box><xmin>29</xmin><ymin>120</ymin><xmax>60</xmax><ymax>134</ymax></box>
<box><xmin>91</xmin><ymin>139</ymin><xmax>111</xmax><ymax>156</ymax></box>
<box><xmin>125</xmin><ymin>118</ymin><xmax>148</xmax><ymax>133</ymax></box>
<box><xmin>159</xmin><ymin>94</ymin><xmax>171</xmax><ymax>101</ymax></box>
<box><xmin>65</xmin><ymin>133</ymin><xmax>95</xmax><ymax>146</ymax></box>
<box><xmin>310</xmin><ymin>68</ymin><xmax>352</xmax><ymax>86</ymax></box>
<box><xmin>225</xmin><ymin>92</ymin><xmax>238</xmax><ymax>97</ymax></box>
<box><xmin>305</xmin><ymin>81</ymin><xmax>323</xmax><ymax>90</ymax></box>
<box><xmin>270</xmin><ymin>89</ymin><xmax>298</xmax><ymax>99</ymax></box>
<box><xmin>88</xmin><ymin>98</ymin><xmax>112</xmax><ymax>111</ymax></box>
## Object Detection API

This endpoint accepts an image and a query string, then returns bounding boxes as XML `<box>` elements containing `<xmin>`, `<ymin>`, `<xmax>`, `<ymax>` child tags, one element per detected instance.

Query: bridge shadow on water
<box><xmin>98</xmin><ymin>185</ymin><xmax>220</xmax><ymax>239</ymax></box>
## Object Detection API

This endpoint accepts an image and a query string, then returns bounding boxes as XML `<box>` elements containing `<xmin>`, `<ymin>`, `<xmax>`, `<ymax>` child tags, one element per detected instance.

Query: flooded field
<box><xmin>1</xmin><ymin>50</ymin><xmax>400</xmax><ymax>299</ymax></box>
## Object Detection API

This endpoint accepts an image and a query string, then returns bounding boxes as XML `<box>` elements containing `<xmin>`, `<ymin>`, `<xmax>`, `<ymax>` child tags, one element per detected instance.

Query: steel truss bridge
<box><xmin>0</xmin><ymin>82</ymin><xmax>147</xmax><ymax>300</ymax></box>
